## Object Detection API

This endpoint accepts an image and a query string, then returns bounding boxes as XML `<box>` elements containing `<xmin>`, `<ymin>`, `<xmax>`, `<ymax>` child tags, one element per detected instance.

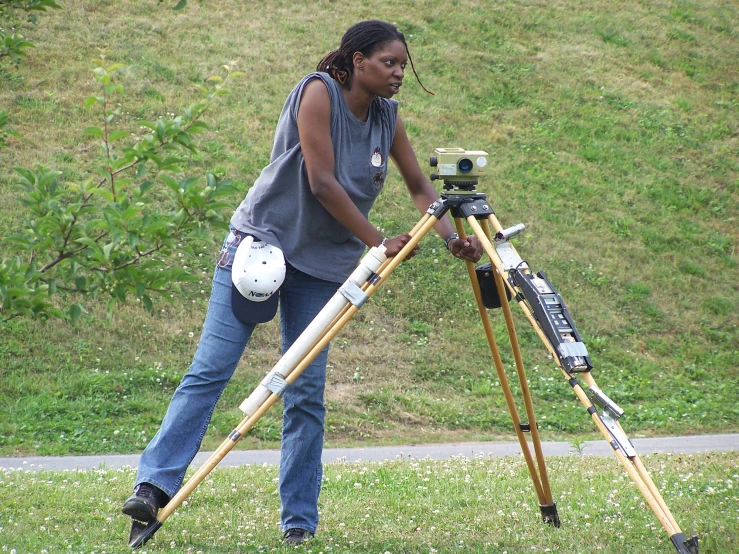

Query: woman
<box><xmin>122</xmin><ymin>20</ymin><xmax>482</xmax><ymax>545</ymax></box>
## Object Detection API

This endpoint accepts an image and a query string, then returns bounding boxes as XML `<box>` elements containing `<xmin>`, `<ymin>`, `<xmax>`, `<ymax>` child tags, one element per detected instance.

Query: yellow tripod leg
<box><xmin>129</xmin><ymin>213</ymin><xmax>440</xmax><ymax>548</ymax></box>
<box><xmin>454</xmin><ymin>217</ymin><xmax>558</xmax><ymax>524</ymax></box>
<box><xmin>476</xmin><ymin>211</ymin><xmax>698</xmax><ymax>553</ymax></box>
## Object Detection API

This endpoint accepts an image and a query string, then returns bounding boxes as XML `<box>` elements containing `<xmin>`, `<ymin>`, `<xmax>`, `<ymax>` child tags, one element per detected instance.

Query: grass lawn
<box><xmin>1</xmin><ymin>451</ymin><xmax>737</xmax><ymax>553</ymax></box>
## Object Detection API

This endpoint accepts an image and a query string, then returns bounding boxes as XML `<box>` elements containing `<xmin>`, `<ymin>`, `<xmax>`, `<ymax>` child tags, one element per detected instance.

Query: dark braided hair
<box><xmin>316</xmin><ymin>20</ymin><xmax>433</xmax><ymax>95</ymax></box>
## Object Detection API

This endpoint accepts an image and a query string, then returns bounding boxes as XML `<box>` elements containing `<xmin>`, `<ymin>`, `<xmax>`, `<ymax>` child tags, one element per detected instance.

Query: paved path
<box><xmin>1</xmin><ymin>433</ymin><xmax>737</xmax><ymax>472</ymax></box>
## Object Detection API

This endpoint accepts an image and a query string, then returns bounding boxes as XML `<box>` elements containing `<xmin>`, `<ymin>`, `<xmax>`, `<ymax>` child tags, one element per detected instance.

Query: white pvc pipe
<box><xmin>239</xmin><ymin>246</ymin><xmax>387</xmax><ymax>415</ymax></box>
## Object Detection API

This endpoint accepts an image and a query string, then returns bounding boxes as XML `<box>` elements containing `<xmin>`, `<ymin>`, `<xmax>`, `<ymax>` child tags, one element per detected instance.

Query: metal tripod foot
<box><xmin>670</xmin><ymin>533</ymin><xmax>699</xmax><ymax>554</ymax></box>
<box><xmin>539</xmin><ymin>503</ymin><xmax>560</xmax><ymax>528</ymax></box>
<box><xmin>128</xmin><ymin>519</ymin><xmax>162</xmax><ymax>549</ymax></box>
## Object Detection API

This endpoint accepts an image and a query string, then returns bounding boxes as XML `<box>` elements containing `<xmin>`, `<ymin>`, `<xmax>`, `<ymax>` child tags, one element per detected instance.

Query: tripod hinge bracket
<box><xmin>601</xmin><ymin>413</ymin><xmax>636</xmax><ymax>457</ymax></box>
<box><xmin>495</xmin><ymin>240</ymin><xmax>529</xmax><ymax>272</ymax></box>
<box><xmin>427</xmin><ymin>199</ymin><xmax>449</xmax><ymax>219</ymax></box>
<box><xmin>586</xmin><ymin>385</ymin><xmax>624</xmax><ymax>420</ymax></box>
<box><xmin>450</xmin><ymin>198</ymin><xmax>495</xmax><ymax>219</ymax></box>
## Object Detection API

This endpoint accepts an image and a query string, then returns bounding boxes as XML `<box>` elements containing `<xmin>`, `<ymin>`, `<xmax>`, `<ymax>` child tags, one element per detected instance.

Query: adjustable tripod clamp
<box><xmin>586</xmin><ymin>385</ymin><xmax>624</xmax><ymax>420</ymax></box>
<box><xmin>495</xmin><ymin>223</ymin><xmax>526</xmax><ymax>242</ymax></box>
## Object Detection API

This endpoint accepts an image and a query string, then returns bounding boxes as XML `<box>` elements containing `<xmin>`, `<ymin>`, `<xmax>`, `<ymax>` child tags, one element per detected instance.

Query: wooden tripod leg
<box><xmin>474</xmin><ymin>217</ymin><xmax>555</xmax><ymax>508</ymax></box>
<box><xmin>130</xmin><ymin>285</ymin><xmax>364</xmax><ymax>546</ymax></box>
<box><xmin>492</xmin><ymin>264</ymin><xmax>554</xmax><ymax>503</ymax></box>
<box><xmin>470</xmin><ymin>209</ymin><xmax>693</xmax><ymax>547</ymax></box>
<box><xmin>130</xmin><ymin>214</ymin><xmax>441</xmax><ymax>548</ymax></box>
<box><xmin>454</xmin><ymin>217</ymin><xmax>557</xmax><ymax>519</ymax></box>
<box><xmin>564</xmin><ymin>367</ymin><xmax>679</xmax><ymax>533</ymax></box>
<box><xmin>579</xmin><ymin>372</ymin><xmax>683</xmax><ymax>535</ymax></box>
<box><xmin>151</xmin><ymin>284</ymin><xmax>369</xmax><ymax>528</ymax></box>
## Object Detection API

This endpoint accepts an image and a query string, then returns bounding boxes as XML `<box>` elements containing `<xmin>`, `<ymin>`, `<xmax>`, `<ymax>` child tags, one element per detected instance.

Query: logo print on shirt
<box><xmin>370</xmin><ymin>147</ymin><xmax>383</xmax><ymax>167</ymax></box>
<box><xmin>372</xmin><ymin>171</ymin><xmax>385</xmax><ymax>188</ymax></box>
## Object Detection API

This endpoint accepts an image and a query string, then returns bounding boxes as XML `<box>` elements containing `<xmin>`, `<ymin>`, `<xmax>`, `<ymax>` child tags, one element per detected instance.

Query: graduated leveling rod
<box><xmin>128</xmin><ymin>148</ymin><xmax>699</xmax><ymax>554</ymax></box>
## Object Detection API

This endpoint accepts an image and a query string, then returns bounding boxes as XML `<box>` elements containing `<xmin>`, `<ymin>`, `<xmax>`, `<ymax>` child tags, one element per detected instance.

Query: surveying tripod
<box><xmin>129</xmin><ymin>150</ymin><xmax>699</xmax><ymax>553</ymax></box>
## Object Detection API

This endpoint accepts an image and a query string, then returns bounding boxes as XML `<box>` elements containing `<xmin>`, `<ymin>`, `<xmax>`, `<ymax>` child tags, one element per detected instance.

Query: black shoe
<box><xmin>122</xmin><ymin>483</ymin><xmax>168</xmax><ymax>523</ymax></box>
<box><xmin>283</xmin><ymin>528</ymin><xmax>312</xmax><ymax>545</ymax></box>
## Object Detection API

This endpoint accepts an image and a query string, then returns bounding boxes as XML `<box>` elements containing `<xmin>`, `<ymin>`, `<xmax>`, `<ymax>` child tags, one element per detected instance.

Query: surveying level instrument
<box><xmin>430</xmin><ymin>147</ymin><xmax>488</xmax><ymax>191</ymax></box>
<box><xmin>128</xmin><ymin>147</ymin><xmax>699</xmax><ymax>554</ymax></box>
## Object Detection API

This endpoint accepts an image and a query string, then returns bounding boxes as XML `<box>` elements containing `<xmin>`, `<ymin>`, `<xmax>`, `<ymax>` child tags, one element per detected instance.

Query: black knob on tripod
<box><xmin>430</xmin><ymin>173</ymin><xmax>440</xmax><ymax>181</ymax></box>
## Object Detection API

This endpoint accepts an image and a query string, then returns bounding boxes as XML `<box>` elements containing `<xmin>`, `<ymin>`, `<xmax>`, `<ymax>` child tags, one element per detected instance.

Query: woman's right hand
<box><xmin>382</xmin><ymin>233</ymin><xmax>419</xmax><ymax>261</ymax></box>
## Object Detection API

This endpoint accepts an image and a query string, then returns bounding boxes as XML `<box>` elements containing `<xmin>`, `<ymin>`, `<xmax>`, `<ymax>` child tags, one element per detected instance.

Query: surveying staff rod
<box><xmin>453</xmin><ymin>219</ymin><xmax>549</xmax><ymax>505</ymax></box>
<box><xmin>474</xmin><ymin>212</ymin><xmax>680</xmax><ymax>537</ymax></box>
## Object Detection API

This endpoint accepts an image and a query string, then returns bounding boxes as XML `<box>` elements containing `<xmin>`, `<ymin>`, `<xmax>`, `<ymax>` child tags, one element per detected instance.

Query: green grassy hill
<box><xmin>1</xmin><ymin>0</ymin><xmax>737</xmax><ymax>456</ymax></box>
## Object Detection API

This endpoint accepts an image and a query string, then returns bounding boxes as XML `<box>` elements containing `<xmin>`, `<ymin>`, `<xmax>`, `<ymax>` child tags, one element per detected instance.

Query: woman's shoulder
<box><xmin>294</xmin><ymin>72</ymin><xmax>339</xmax><ymax>94</ymax></box>
<box><xmin>285</xmin><ymin>72</ymin><xmax>341</xmax><ymax>120</ymax></box>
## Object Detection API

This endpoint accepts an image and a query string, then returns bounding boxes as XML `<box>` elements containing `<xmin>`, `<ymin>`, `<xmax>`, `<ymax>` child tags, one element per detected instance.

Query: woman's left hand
<box><xmin>448</xmin><ymin>236</ymin><xmax>484</xmax><ymax>262</ymax></box>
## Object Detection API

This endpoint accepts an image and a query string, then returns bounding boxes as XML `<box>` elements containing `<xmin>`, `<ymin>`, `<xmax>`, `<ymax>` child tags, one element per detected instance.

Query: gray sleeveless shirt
<box><xmin>230</xmin><ymin>72</ymin><xmax>399</xmax><ymax>283</ymax></box>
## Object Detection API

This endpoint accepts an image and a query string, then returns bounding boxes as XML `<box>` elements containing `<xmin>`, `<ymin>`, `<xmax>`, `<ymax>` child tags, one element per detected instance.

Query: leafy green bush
<box><xmin>0</xmin><ymin>59</ymin><xmax>241</xmax><ymax>323</ymax></box>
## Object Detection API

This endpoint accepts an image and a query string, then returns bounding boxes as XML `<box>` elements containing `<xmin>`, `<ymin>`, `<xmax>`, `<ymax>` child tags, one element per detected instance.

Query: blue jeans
<box><xmin>135</xmin><ymin>229</ymin><xmax>340</xmax><ymax>534</ymax></box>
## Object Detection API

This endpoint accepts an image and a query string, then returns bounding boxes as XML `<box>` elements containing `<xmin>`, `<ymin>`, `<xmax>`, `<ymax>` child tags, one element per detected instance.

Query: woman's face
<box><xmin>353</xmin><ymin>39</ymin><xmax>407</xmax><ymax>98</ymax></box>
